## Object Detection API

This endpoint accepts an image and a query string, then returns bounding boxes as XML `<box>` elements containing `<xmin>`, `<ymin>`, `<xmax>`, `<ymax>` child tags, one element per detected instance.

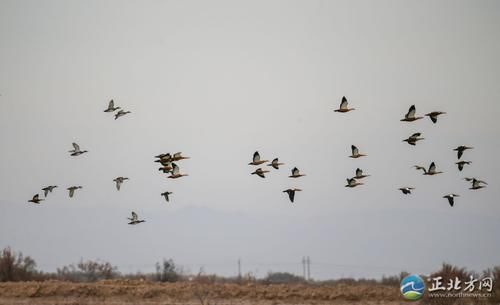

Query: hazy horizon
<box><xmin>1</xmin><ymin>0</ymin><xmax>499</xmax><ymax>280</ymax></box>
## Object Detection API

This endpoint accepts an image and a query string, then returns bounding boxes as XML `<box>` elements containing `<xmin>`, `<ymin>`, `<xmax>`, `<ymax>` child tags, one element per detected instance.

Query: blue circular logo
<box><xmin>400</xmin><ymin>274</ymin><xmax>425</xmax><ymax>301</ymax></box>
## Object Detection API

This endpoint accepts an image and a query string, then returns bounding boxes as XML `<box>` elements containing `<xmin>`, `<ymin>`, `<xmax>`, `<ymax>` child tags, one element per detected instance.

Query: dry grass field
<box><xmin>0</xmin><ymin>280</ymin><xmax>403</xmax><ymax>305</ymax></box>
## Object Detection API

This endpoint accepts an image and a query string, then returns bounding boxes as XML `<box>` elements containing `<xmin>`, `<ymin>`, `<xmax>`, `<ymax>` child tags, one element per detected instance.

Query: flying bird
<box><xmin>113</xmin><ymin>177</ymin><xmax>129</xmax><ymax>191</ymax></box>
<box><xmin>248</xmin><ymin>151</ymin><xmax>268</xmax><ymax>166</ymax></box>
<box><xmin>413</xmin><ymin>162</ymin><xmax>442</xmax><ymax>175</ymax></box>
<box><xmin>283</xmin><ymin>188</ymin><xmax>302</xmax><ymax>203</ymax></box>
<box><xmin>42</xmin><ymin>185</ymin><xmax>58</xmax><ymax>197</ymax></box>
<box><xmin>403</xmin><ymin>133</ymin><xmax>424</xmax><ymax>146</ymax></box>
<box><xmin>454</xmin><ymin>146</ymin><xmax>473</xmax><ymax>159</ymax></box>
<box><xmin>168</xmin><ymin>163</ymin><xmax>188</xmax><ymax>179</ymax></box>
<box><xmin>455</xmin><ymin>161</ymin><xmax>471</xmax><ymax>172</ymax></box>
<box><xmin>289</xmin><ymin>167</ymin><xmax>305</xmax><ymax>178</ymax></box>
<box><xmin>443</xmin><ymin>194</ymin><xmax>459</xmax><ymax>207</ymax></box>
<box><xmin>251</xmin><ymin>168</ymin><xmax>269</xmax><ymax>178</ymax></box>
<box><xmin>345</xmin><ymin>178</ymin><xmax>363</xmax><ymax>188</ymax></box>
<box><xmin>28</xmin><ymin>194</ymin><xmax>44</xmax><ymax>204</ymax></box>
<box><xmin>353</xmin><ymin>168</ymin><xmax>370</xmax><ymax>179</ymax></box>
<box><xmin>114</xmin><ymin>110</ymin><xmax>131</xmax><ymax>120</ymax></box>
<box><xmin>399</xmin><ymin>187</ymin><xmax>415</xmax><ymax>195</ymax></box>
<box><xmin>401</xmin><ymin>105</ymin><xmax>423</xmax><ymax>122</ymax></box>
<box><xmin>464</xmin><ymin>178</ymin><xmax>488</xmax><ymax>190</ymax></box>
<box><xmin>161</xmin><ymin>191</ymin><xmax>173</xmax><ymax>202</ymax></box>
<box><xmin>67</xmin><ymin>186</ymin><xmax>82</xmax><ymax>198</ymax></box>
<box><xmin>349</xmin><ymin>145</ymin><xmax>367</xmax><ymax>158</ymax></box>
<box><xmin>69</xmin><ymin>142</ymin><xmax>88</xmax><ymax>156</ymax></box>
<box><xmin>172</xmin><ymin>152</ymin><xmax>190</xmax><ymax>161</ymax></box>
<box><xmin>334</xmin><ymin>96</ymin><xmax>355</xmax><ymax>113</ymax></box>
<box><xmin>128</xmin><ymin>211</ymin><xmax>145</xmax><ymax>225</ymax></box>
<box><xmin>104</xmin><ymin>99</ymin><xmax>120</xmax><ymax>112</ymax></box>
<box><xmin>425</xmin><ymin>111</ymin><xmax>446</xmax><ymax>123</ymax></box>
<box><xmin>267</xmin><ymin>158</ymin><xmax>284</xmax><ymax>170</ymax></box>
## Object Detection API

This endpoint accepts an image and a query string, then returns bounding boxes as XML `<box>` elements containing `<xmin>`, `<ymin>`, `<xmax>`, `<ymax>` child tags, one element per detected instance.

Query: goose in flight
<box><xmin>172</xmin><ymin>152</ymin><xmax>190</xmax><ymax>161</ymax></box>
<box><xmin>349</xmin><ymin>145</ymin><xmax>367</xmax><ymax>158</ymax></box>
<box><xmin>455</xmin><ymin>161</ymin><xmax>471</xmax><ymax>172</ymax></box>
<box><xmin>69</xmin><ymin>142</ymin><xmax>88</xmax><ymax>156</ymax></box>
<box><xmin>267</xmin><ymin>158</ymin><xmax>284</xmax><ymax>170</ymax></box>
<box><xmin>113</xmin><ymin>177</ymin><xmax>129</xmax><ymax>191</ymax></box>
<box><xmin>345</xmin><ymin>178</ymin><xmax>363</xmax><ymax>188</ymax></box>
<box><xmin>251</xmin><ymin>168</ymin><xmax>269</xmax><ymax>178</ymax></box>
<box><xmin>104</xmin><ymin>99</ymin><xmax>120</xmax><ymax>112</ymax></box>
<box><xmin>398</xmin><ymin>187</ymin><xmax>415</xmax><ymax>195</ymax></box>
<box><xmin>334</xmin><ymin>96</ymin><xmax>355</xmax><ymax>113</ymax></box>
<box><xmin>401</xmin><ymin>105</ymin><xmax>423</xmax><ymax>122</ymax></box>
<box><xmin>67</xmin><ymin>186</ymin><xmax>82</xmax><ymax>198</ymax></box>
<box><xmin>283</xmin><ymin>188</ymin><xmax>302</xmax><ymax>203</ymax></box>
<box><xmin>353</xmin><ymin>168</ymin><xmax>370</xmax><ymax>179</ymax></box>
<box><xmin>443</xmin><ymin>194</ymin><xmax>459</xmax><ymax>207</ymax></box>
<box><xmin>464</xmin><ymin>177</ymin><xmax>488</xmax><ymax>190</ymax></box>
<box><xmin>168</xmin><ymin>163</ymin><xmax>188</xmax><ymax>179</ymax></box>
<box><xmin>414</xmin><ymin>162</ymin><xmax>442</xmax><ymax>175</ymax></box>
<box><xmin>161</xmin><ymin>191</ymin><xmax>173</xmax><ymax>202</ymax></box>
<box><xmin>128</xmin><ymin>211</ymin><xmax>145</xmax><ymax>225</ymax></box>
<box><xmin>28</xmin><ymin>194</ymin><xmax>44</xmax><ymax>204</ymax></box>
<box><xmin>425</xmin><ymin>111</ymin><xmax>446</xmax><ymax>124</ymax></box>
<box><xmin>454</xmin><ymin>146</ymin><xmax>473</xmax><ymax>159</ymax></box>
<box><xmin>403</xmin><ymin>133</ymin><xmax>424</xmax><ymax>146</ymax></box>
<box><xmin>114</xmin><ymin>109</ymin><xmax>131</xmax><ymax>120</ymax></box>
<box><xmin>42</xmin><ymin>185</ymin><xmax>58</xmax><ymax>197</ymax></box>
<box><xmin>248</xmin><ymin>151</ymin><xmax>268</xmax><ymax>166</ymax></box>
<box><xmin>289</xmin><ymin>167</ymin><xmax>305</xmax><ymax>178</ymax></box>
<box><xmin>158</xmin><ymin>163</ymin><xmax>173</xmax><ymax>173</ymax></box>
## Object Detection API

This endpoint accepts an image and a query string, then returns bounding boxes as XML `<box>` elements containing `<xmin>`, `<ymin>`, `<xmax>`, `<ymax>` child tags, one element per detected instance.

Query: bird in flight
<box><xmin>443</xmin><ymin>194</ymin><xmax>459</xmax><ymax>207</ymax></box>
<box><xmin>128</xmin><ymin>211</ymin><xmax>145</xmax><ymax>225</ymax></box>
<box><xmin>114</xmin><ymin>109</ymin><xmax>131</xmax><ymax>120</ymax></box>
<box><xmin>168</xmin><ymin>163</ymin><xmax>188</xmax><ymax>179</ymax></box>
<box><xmin>401</xmin><ymin>105</ymin><xmax>423</xmax><ymax>122</ymax></box>
<box><xmin>113</xmin><ymin>177</ymin><xmax>129</xmax><ymax>191</ymax></box>
<box><xmin>403</xmin><ymin>133</ymin><xmax>424</xmax><ymax>146</ymax></box>
<box><xmin>425</xmin><ymin>111</ymin><xmax>446</xmax><ymax>124</ymax></box>
<box><xmin>161</xmin><ymin>191</ymin><xmax>173</xmax><ymax>202</ymax></box>
<box><xmin>413</xmin><ymin>162</ymin><xmax>442</xmax><ymax>175</ymax></box>
<box><xmin>398</xmin><ymin>187</ymin><xmax>415</xmax><ymax>195</ymax></box>
<box><xmin>42</xmin><ymin>185</ymin><xmax>58</xmax><ymax>197</ymax></box>
<box><xmin>334</xmin><ymin>96</ymin><xmax>355</xmax><ymax>113</ymax></box>
<box><xmin>248</xmin><ymin>151</ymin><xmax>268</xmax><ymax>166</ymax></box>
<box><xmin>455</xmin><ymin>161</ymin><xmax>471</xmax><ymax>172</ymax></box>
<box><xmin>67</xmin><ymin>186</ymin><xmax>82</xmax><ymax>198</ymax></box>
<box><xmin>69</xmin><ymin>142</ymin><xmax>88</xmax><ymax>156</ymax></box>
<box><xmin>345</xmin><ymin>178</ymin><xmax>363</xmax><ymax>188</ymax></box>
<box><xmin>251</xmin><ymin>168</ymin><xmax>269</xmax><ymax>178</ymax></box>
<box><xmin>349</xmin><ymin>145</ymin><xmax>367</xmax><ymax>158</ymax></box>
<box><xmin>28</xmin><ymin>194</ymin><xmax>44</xmax><ymax>204</ymax></box>
<box><xmin>267</xmin><ymin>158</ymin><xmax>284</xmax><ymax>170</ymax></box>
<box><xmin>283</xmin><ymin>188</ymin><xmax>302</xmax><ymax>203</ymax></box>
<box><xmin>289</xmin><ymin>167</ymin><xmax>305</xmax><ymax>178</ymax></box>
<box><xmin>104</xmin><ymin>99</ymin><xmax>120</xmax><ymax>112</ymax></box>
<box><xmin>453</xmin><ymin>146</ymin><xmax>473</xmax><ymax>159</ymax></box>
<box><xmin>464</xmin><ymin>178</ymin><xmax>488</xmax><ymax>190</ymax></box>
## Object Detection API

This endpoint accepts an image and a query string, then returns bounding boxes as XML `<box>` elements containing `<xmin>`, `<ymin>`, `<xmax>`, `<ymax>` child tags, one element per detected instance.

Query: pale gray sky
<box><xmin>1</xmin><ymin>0</ymin><xmax>499</xmax><ymax>279</ymax></box>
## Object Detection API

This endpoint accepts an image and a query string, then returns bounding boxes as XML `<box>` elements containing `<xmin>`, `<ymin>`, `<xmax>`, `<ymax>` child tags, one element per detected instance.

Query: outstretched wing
<box><xmin>356</xmin><ymin>168</ymin><xmax>362</xmax><ymax>177</ymax></box>
<box><xmin>72</xmin><ymin>142</ymin><xmax>80</xmax><ymax>151</ymax></box>
<box><xmin>69</xmin><ymin>188</ymin><xmax>75</xmax><ymax>198</ymax></box>
<box><xmin>410</xmin><ymin>133</ymin><xmax>421</xmax><ymax>139</ymax></box>
<box><xmin>405</xmin><ymin>105</ymin><xmax>416</xmax><ymax>119</ymax></box>
<box><xmin>288</xmin><ymin>190</ymin><xmax>295</xmax><ymax>203</ymax></box>
<box><xmin>428</xmin><ymin>162</ymin><xmax>436</xmax><ymax>173</ymax></box>
<box><xmin>291</xmin><ymin>167</ymin><xmax>299</xmax><ymax>176</ymax></box>
<box><xmin>131</xmin><ymin>211</ymin><xmax>138</xmax><ymax>221</ymax></box>
<box><xmin>339</xmin><ymin>96</ymin><xmax>348</xmax><ymax>110</ymax></box>
<box><xmin>447</xmin><ymin>197</ymin><xmax>454</xmax><ymax>207</ymax></box>
<box><xmin>253</xmin><ymin>151</ymin><xmax>260</xmax><ymax>163</ymax></box>
<box><xmin>171</xmin><ymin>163</ymin><xmax>179</xmax><ymax>175</ymax></box>
<box><xmin>351</xmin><ymin>145</ymin><xmax>359</xmax><ymax>156</ymax></box>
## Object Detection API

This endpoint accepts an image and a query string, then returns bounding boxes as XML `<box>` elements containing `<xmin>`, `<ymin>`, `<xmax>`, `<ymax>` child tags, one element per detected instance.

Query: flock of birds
<box><xmin>27</xmin><ymin>97</ymin><xmax>488</xmax><ymax>223</ymax></box>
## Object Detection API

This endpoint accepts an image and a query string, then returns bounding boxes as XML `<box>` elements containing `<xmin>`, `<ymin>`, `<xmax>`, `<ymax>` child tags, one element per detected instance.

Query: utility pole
<box><xmin>238</xmin><ymin>258</ymin><xmax>242</xmax><ymax>279</ymax></box>
<box><xmin>306</xmin><ymin>256</ymin><xmax>311</xmax><ymax>281</ymax></box>
<box><xmin>302</xmin><ymin>256</ymin><xmax>306</xmax><ymax>279</ymax></box>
